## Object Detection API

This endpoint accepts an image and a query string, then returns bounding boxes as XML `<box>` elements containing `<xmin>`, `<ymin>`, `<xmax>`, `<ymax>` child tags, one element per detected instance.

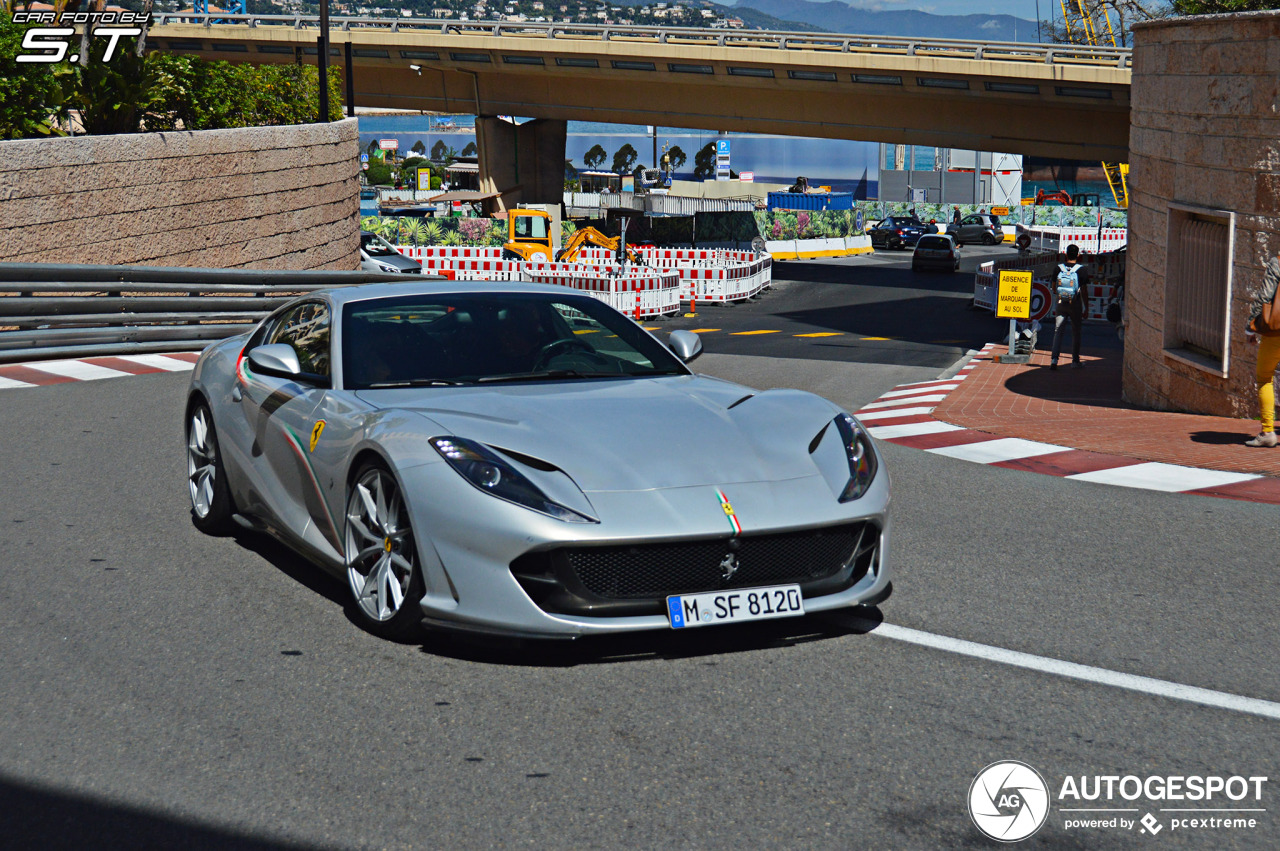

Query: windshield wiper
<box><xmin>365</xmin><ymin>378</ymin><xmax>469</xmax><ymax>388</ymax></box>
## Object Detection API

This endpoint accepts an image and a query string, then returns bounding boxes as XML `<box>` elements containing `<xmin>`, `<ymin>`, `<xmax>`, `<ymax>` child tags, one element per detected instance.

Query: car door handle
<box><xmin>231</xmin><ymin>385</ymin><xmax>242</xmax><ymax>402</ymax></box>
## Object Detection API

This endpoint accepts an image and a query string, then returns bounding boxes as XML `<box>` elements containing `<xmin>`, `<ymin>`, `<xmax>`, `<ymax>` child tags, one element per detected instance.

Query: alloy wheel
<box><xmin>345</xmin><ymin>467</ymin><xmax>417</xmax><ymax>623</ymax></box>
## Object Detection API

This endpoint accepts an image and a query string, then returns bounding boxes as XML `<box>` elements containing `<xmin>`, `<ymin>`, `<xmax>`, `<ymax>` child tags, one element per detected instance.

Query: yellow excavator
<box><xmin>504</xmin><ymin>208</ymin><xmax>645</xmax><ymax>264</ymax></box>
<box><xmin>502</xmin><ymin>209</ymin><xmax>555</xmax><ymax>262</ymax></box>
<box><xmin>555</xmin><ymin>226</ymin><xmax>644</xmax><ymax>264</ymax></box>
<box><xmin>1059</xmin><ymin>0</ymin><xmax>1128</xmax><ymax>208</ymax></box>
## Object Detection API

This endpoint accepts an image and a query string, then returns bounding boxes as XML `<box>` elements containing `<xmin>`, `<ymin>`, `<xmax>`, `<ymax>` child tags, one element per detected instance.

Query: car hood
<box><xmin>355</xmin><ymin>375</ymin><xmax>841</xmax><ymax>492</ymax></box>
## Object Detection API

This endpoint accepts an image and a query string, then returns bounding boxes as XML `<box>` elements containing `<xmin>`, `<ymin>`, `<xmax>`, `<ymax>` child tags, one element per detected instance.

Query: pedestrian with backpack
<box><xmin>1244</xmin><ymin>252</ymin><xmax>1280</xmax><ymax>447</ymax></box>
<box><xmin>1050</xmin><ymin>243</ymin><xmax>1089</xmax><ymax>370</ymax></box>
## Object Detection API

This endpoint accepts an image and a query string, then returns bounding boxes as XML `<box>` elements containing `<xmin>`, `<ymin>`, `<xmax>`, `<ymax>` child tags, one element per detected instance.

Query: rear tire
<box><xmin>187</xmin><ymin>400</ymin><xmax>236</xmax><ymax>535</ymax></box>
<box><xmin>982</xmin><ymin>233</ymin><xmax>997</xmax><ymax>246</ymax></box>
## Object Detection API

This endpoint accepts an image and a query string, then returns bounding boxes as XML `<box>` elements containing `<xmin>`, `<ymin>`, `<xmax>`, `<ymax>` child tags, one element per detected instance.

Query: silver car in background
<box><xmin>184</xmin><ymin>282</ymin><xmax>891</xmax><ymax>643</ymax></box>
<box><xmin>360</xmin><ymin>231</ymin><xmax>422</xmax><ymax>274</ymax></box>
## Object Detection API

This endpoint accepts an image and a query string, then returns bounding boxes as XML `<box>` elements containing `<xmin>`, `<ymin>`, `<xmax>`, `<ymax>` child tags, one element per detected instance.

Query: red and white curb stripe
<box><xmin>855</xmin><ymin>344</ymin><xmax>1280</xmax><ymax>505</ymax></box>
<box><xmin>0</xmin><ymin>352</ymin><xmax>200</xmax><ymax>390</ymax></box>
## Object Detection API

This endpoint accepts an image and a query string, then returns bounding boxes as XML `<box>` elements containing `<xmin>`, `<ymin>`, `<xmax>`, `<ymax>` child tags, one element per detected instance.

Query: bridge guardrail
<box><xmin>149</xmin><ymin>14</ymin><xmax>1132</xmax><ymax>69</ymax></box>
<box><xmin>0</xmin><ymin>263</ymin><xmax>408</xmax><ymax>363</ymax></box>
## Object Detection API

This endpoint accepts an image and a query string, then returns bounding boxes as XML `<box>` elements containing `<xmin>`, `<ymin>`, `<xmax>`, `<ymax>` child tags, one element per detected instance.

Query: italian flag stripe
<box><xmin>716</xmin><ymin>488</ymin><xmax>742</xmax><ymax>536</ymax></box>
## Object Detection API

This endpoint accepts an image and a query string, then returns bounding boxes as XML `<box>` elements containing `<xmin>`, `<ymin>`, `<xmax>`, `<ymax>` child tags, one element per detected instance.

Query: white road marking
<box><xmin>118</xmin><ymin>354</ymin><xmax>197</xmax><ymax>372</ymax></box>
<box><xmin>0</xmin><ymin>376</ymin><xmax>36</xmax><ymax>390</ymax></box>
<box><xmin>928</xmin><ymin>437</ymin><xmax>1064</xmax><ymax>464</ymax></box>
<box><xmin>1067</xmin><ymin>462</ymin><xmax>1259</xmax><ymax>493</ymax></box>
<box><xmin>859</xmin><ymin>394</ymin><xmax>950</xmax><ymax>410</ymax></box>
<box><xmin>870</xmin><ymin>622</ymin><xmax>1280</xmax><ymax>721</ymax></box>
<box><xmin>889</xmin><ymin>378</ymin><xmax>968</xmax><ymax>391</ymax></box>
<box><xmin>866</xmin><ymin>421</ymin><xmax>964</xmax><ymax>439</ymax></box>
<box><xmin>22</xmin><ymin>360</ymin><xmax>131</xmax><ymax>381</ymax></box>
<box><xmin>855</xmin><ymin>406</ymin><xmax>937</xmax><ymax>421</ymax></box>
<box><xmin>877</xmin><ymin>383</ymin><xmax>960</xmax><ymax>400</ymax></box>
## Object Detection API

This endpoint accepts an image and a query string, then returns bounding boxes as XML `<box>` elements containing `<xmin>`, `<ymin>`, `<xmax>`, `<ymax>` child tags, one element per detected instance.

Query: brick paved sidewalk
<box><xmin>932</xmin><ymin>345</ymin><xmax>1280</xmax><ymax>479</ymax></box>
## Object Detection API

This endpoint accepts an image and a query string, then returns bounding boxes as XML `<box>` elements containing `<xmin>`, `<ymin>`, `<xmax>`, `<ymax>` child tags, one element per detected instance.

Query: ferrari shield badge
<box><xmin>715</xmin><ymin>488</ymin><xmax>742</xmax><ymax>536</ymax></box>
<box><xmin>309</xmin><ymin>420</ymin><xmax>326</xmax><ymax>452</ymax></box>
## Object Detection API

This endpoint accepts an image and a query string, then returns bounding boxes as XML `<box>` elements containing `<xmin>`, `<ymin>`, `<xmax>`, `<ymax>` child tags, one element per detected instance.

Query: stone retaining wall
<box><xmin>0</xmin><ymin>119</ymin><xmax>360</xmax><ymax>271</ymax></box>
<box><xmin>1125</xmin><ymin>11</ymin><xmax>1280</xmax><ymax>417</ymax></box>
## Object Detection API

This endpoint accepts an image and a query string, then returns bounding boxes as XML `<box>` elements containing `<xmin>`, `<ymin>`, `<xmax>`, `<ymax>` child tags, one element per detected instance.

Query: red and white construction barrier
<box><xmin>392</xmin><ymin>244</ymin><xmax>773</xmax><ymax>315</ymax></box>
<box><xmin>1026</xmin><ymin>227</ymin><xmax>1127</xmax><ymax>254</ymax></box>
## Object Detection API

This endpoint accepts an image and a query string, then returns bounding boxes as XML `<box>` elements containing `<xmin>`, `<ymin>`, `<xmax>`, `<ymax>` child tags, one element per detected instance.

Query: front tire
<box><xmin>187</xmin><ymin>400</ymin><xmax>236</xmax><ymax>534</ymax></box>
<box><xmin>344</xmin><ymin>462</ymin><xmax>426</xmax><ymax>642</ymax></box>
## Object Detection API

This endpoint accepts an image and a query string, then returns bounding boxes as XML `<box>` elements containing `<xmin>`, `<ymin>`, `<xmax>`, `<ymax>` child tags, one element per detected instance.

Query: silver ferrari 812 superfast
<box><xmin>185</xmin><ymin>281</ymin><xmax>891</xmax><ymax>642</ymax></box>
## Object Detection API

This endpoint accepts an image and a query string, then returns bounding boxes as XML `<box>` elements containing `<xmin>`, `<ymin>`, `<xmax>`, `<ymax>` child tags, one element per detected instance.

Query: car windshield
<box><xmin>917</xmin><ymin>236</ymin><xmax>950</xmax><ymax>250</ymax></box>
<box><xmin>361</xmin><ymin>233</ymin><xmax>400</xmax><ymax>258</ymax></box>
<box><xmin>342</xmin><ymin>292</ymin><xmax>690</xmax><ymax>389</ymax></box>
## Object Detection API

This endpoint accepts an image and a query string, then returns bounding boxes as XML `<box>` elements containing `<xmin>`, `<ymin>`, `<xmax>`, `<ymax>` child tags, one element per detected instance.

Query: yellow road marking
<box><xmin>861</xmin><ymin>336</ymin><xmax>893</xmax><ymax>341</ymax></box>
<box><xmin>689</xmin><ymin>328</ymin><xmax>721</xmax><ymax>333</ymax></box>
<box><xmin>573</xmin><ymin>329</ymin><xmax>600</xmax><ymax>335</ymax></box>
<box><xmin>642</xmin><ymin>326</ymin><xmax>661</xmax><ymax>330</ymax></box>
<box><xmin>731</xmin><ymin>330</ymin><xmax>781</xmax><ymax>336</ymax></box>
<box><xmin>794</xmin><ymin>332</ymin><xmax>844</xmax><ymax>338</ymax></box>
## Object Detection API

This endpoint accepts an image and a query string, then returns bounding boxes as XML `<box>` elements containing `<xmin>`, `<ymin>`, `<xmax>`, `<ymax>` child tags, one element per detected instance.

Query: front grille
<box><xmin>512</xmin><ymin>521</ymin><xmax>878</xmax><ymax>617</ymax></box>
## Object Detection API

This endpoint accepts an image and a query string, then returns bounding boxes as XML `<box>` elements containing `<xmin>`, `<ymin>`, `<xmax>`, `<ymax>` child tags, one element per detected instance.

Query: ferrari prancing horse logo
<box><xmin>309</xmin><ymin>420</ymin><xmax>326</xmax><ymax>452</ymax></box>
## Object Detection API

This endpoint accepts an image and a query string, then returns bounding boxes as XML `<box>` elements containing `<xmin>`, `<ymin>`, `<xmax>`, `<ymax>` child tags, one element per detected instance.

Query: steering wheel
<box><xmin>532</xmin><ymin>338</ymin><xmax>608</xmax><ymax>372</ymax></box>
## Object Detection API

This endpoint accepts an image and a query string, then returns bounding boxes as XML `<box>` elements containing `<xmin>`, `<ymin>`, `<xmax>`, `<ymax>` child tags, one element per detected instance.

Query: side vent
<box><xmin>727</xmin><ymin>394</ymin><xmax>754</xmax><ymax>409</ymax></box>
<box><xmin>808</xmin><ymin>422</ymin><xmax>829</xmax><ymax>454</ymax></box>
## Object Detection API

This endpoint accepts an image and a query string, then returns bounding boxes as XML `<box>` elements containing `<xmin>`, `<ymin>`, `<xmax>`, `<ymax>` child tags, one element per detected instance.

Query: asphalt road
<box><xmin>0</xmin><ymin>248</ymin><xmax>1275</xmax><ymax>850</ymax></box>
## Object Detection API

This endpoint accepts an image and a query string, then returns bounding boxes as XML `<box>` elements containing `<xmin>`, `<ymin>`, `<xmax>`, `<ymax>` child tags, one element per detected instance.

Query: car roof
<box><xmin>320</xmin><ymin>280</ymin><xmax>592</xmax><ymax>308</ymax></box>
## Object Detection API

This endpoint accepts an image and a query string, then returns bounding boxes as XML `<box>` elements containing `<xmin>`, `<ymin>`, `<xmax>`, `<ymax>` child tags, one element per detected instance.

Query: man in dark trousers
<box><xmin>1050</xmin><ymin>243</ymin><xmax>1089</xmax><ymax>370</ymax></box>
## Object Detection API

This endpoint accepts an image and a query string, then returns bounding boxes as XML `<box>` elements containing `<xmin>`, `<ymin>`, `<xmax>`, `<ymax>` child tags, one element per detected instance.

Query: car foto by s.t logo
<box><xmin>969</xmin><ymin>761</ymin><xmax>1051</xmax><ymax>842</ymax></box>
<box><xmin>12</xmin><ymin>11</ymin><xmax>150</xmax><ymax>64</ymax></box>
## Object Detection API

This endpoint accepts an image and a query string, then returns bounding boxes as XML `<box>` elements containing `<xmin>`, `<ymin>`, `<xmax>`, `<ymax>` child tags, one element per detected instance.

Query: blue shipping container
<box><xmin>767</xmin><ymin>192</ymin><xmax>855</xmax><ymax>212</ymax></box>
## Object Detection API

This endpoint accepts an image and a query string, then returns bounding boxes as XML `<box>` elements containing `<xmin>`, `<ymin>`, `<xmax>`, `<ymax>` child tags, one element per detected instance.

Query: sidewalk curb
<box><xmin>0</xmin><ymin>353</ymin><xmax>200</xmax><ymax>390</ymax></box>
<box><xmin>855</xmin><ymin>344</ymin><xmax>1280</xmax><ymax>506</ymax></box>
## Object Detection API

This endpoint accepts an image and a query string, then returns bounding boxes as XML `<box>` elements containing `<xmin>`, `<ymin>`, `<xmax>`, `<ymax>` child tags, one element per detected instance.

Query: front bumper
<box><xmin>398</xmin><ymin>458</ymin><xmax>892</xmax><ymax>639</ymax></box>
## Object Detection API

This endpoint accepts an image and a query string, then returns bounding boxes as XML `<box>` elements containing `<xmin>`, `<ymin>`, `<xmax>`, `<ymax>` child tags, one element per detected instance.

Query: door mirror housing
<box><xmin>667</xmin><ymin>330</ymin><xmax>703</xmax><ymax>363</ymax></box>
<box><xmin>246</xmin><ymin>344</ymin><xmax>329</xmax><ymax>387</ymax></box>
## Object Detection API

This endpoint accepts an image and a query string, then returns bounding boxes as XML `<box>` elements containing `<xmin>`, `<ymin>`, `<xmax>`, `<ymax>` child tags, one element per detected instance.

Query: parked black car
<box><xmin>869</xmin><ymin>216</ymin><xmax>931</xmax><ymax>250</ymax></box>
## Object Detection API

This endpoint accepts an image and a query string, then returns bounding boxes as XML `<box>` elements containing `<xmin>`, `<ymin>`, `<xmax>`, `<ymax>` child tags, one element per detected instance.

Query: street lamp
<box><xmin>318</xmin><ymin>0</ymin><xmax>331</xmax><ymax>122</ymax></box>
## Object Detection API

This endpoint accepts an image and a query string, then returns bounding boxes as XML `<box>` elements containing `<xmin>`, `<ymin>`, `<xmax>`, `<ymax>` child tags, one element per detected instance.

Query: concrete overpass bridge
<box><xmin>148</xmin><ymin>15</ymin><xmax>1131</xmax><ymax>162</ymax></box>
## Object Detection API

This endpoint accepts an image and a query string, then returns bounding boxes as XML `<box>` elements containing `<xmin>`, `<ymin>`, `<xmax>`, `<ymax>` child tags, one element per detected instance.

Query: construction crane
<box><xmin>1059</xmin><ymin>0</ymin><xmax>1129</xmax><ymax>208</ymax></box>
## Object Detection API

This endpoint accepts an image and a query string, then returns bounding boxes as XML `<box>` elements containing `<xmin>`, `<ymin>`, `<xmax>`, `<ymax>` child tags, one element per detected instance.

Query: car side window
<box><xmin>269</xmin><ymin>302</ymin><xmax>331</xmax><ymax>377</ymax></box>
<box><xmin>962</xmin><ymin>215</ymin><xmax>984</xmax><ymax>225</ymax></box>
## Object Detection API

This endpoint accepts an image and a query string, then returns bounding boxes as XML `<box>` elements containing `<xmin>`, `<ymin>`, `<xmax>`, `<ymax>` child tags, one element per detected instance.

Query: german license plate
<box><xmin>666</xmin><ymin>584</ymin><xmax>804</xmax><ymax>629</ymax></box>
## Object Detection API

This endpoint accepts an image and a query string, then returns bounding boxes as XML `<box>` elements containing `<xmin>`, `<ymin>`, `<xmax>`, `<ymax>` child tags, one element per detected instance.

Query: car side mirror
<box><xmin>668</xmin><ymin>330</ymin><xmax>702</xmax><ymax>363</ymax></box>
<box><xmin>246</xmin><ymin>344</ymin><xmax>329</xmax><ymax>387</ymax></box>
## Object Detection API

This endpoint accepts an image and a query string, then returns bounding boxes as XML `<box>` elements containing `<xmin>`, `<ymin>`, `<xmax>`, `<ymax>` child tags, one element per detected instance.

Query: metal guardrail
<box><xmin>0</xmin><ymin>263</ymin><xmax>410</xmax><ymax>363</ymax></box>
<box><xmin>149</xmin><ymin>14</ymin><xmax>1133</xmax><ymax>69</ymax></box>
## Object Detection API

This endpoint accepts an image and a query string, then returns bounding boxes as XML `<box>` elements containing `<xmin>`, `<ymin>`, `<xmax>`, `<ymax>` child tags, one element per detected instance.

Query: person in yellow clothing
<box><xmin>1246</xmin><ymin>253</ymin><xmax>1280</xmax><ymax>447</ymax></box>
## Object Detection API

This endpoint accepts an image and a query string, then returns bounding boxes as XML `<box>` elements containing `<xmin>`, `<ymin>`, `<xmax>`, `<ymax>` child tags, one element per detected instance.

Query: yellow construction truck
<box><xmin>502</xmin><ymin>209</ymin><xmax>555</xmax><ymax>262</ymax></box>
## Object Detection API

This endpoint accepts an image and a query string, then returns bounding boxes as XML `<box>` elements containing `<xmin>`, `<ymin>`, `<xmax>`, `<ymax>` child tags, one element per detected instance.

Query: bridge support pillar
<box><xmin>476</xmin><ymin>116</ymin><xmax>566</xmax><ymax>215</ymax></box>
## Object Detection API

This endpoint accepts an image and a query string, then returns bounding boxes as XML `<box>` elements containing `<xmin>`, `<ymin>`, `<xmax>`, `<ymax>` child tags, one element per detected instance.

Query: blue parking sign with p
<box><xmin>717</xmin><ymin>140</ymin><xmax>731</xmax><ymax>156</ymax></box>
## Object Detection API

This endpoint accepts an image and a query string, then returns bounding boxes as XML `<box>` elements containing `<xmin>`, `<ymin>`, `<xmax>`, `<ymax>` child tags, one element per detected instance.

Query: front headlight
<box><xmin>834</xmin><ymin>414</ymin><xmax>877</xmax><ymax>501</ymax></box>
<box><xmin>429</xmin><ymin>436</ymin><xmax>597</xmax><ymax>523</ymax></box>
<box><xmin>376</xmin><ymin>262</ymin><xmax>400</xmax><ymax>273</ymax></box>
